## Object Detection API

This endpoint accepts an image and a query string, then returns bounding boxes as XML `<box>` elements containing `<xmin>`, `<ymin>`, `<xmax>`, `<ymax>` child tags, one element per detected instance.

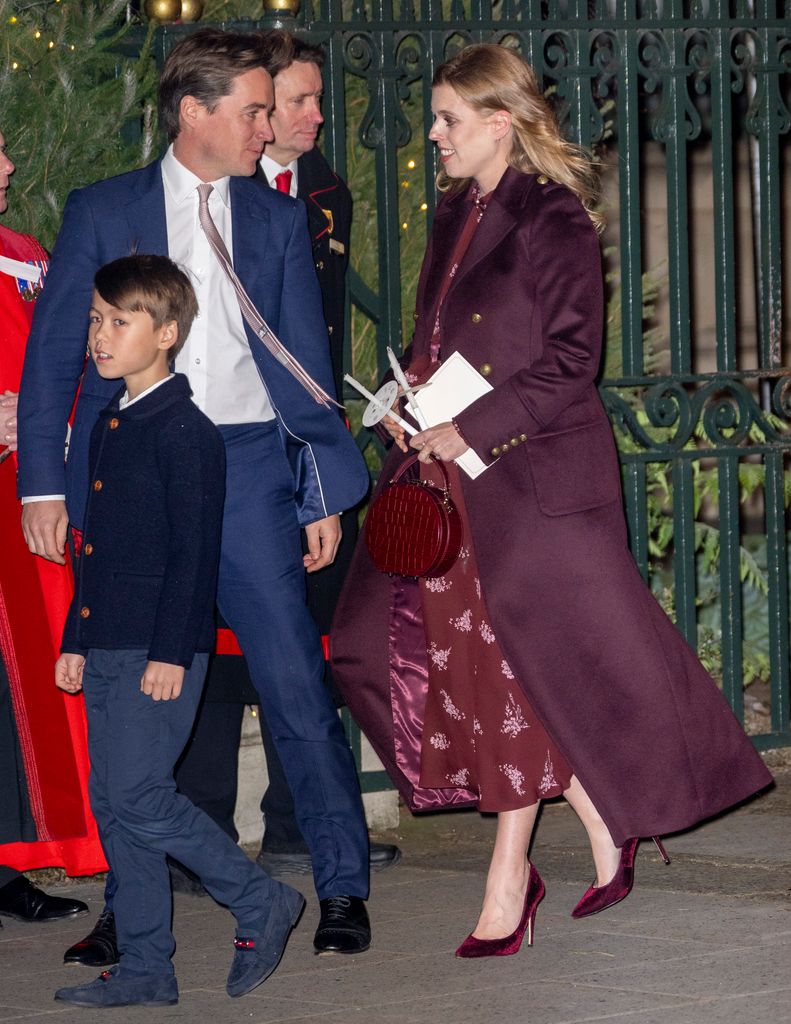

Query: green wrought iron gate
<box><xmin>159</xmin><ymin>1</ymin><xmax>791</xmax><ymax>763</ymax></box>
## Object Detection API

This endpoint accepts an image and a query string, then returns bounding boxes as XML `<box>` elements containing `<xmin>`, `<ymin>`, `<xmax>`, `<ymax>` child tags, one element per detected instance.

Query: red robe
<box><xmin>0</xmin><ymin>224</ymin><xmax>105</xmax><ymax>875</ymax></box>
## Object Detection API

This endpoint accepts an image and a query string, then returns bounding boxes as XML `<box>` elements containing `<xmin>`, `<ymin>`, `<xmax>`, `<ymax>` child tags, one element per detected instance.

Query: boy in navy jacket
<box><xmin>53</xmin><ymin>256</ymin><xmax>304</xmax><ymax>1008</ymax></box>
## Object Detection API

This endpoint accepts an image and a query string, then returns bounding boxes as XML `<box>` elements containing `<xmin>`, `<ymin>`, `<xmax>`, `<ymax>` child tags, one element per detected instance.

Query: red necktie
<box><xmin>274</xmin><ymin>170</ymin><xmax>292</xmax><ymax>195</ymax></box>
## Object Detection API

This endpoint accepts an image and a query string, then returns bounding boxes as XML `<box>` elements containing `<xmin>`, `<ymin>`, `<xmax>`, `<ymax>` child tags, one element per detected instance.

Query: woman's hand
<box><xmin>410</xmin><ymin>421</ymin><xmax>469</xmax><ymax>463</ymax></box>
<box><xmin>383</xmin><ymin>401</ymin><xmax>409</xmax><ymax>453</ymax></box>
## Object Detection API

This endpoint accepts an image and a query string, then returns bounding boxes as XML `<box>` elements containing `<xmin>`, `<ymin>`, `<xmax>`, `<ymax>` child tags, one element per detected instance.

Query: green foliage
<box><xmin>0</xmin><ymin>0</ymin><xmax>157</xmax><ymax>249</ymax></box>
<box><xmin>604</xmin><ymin>267</ymin><xmax>790</xmax><ymax>688</ymax></box>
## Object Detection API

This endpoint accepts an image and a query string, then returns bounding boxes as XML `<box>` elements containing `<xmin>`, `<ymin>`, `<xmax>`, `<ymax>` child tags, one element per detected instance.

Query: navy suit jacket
<box><xmin>17</xmin><ymin>158</ymin><xmax>369</xmax><ymax>530</ymax></box>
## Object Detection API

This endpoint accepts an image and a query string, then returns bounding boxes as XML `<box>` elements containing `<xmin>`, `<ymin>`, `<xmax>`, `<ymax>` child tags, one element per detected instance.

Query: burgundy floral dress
<box><xmin>414</xmin><ymin>186</ymin><xmax>572</xmax><ymax>811</ymax></box>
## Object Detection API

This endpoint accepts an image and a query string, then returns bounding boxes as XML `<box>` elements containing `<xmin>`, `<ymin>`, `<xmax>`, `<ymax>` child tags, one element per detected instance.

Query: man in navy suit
<box><xmin>17</xmin><ymin>28</ymin><xmax>373</xmax><ymax>959</ymax></box>
<box><xmin>174</xmin><ymin>29</ymin><xmax>401</xmax><ymax>882</ymax></box>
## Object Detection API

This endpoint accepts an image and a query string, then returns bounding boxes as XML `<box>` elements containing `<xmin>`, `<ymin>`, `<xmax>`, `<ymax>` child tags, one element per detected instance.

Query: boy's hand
<box><xmin>55</xmin><ymin>653</ymin><xmax>85</xmax><ymax>693</ymax></box>
<box><xmin>141</xmin><ymin>661</ymin><xmax>185</xmax><ymax>701</ymax></box>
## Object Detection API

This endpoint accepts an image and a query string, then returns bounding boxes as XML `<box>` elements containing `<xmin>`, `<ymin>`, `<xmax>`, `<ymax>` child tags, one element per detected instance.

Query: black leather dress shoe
<box><xmin>369</xmin><ymin>842</ymin><xmax>402</xmax><ymax>872</ymax></box>
<box><xmin>0</xmin><ymin>876</ymin><xmax>88</xmax><ymax>923</ymax></box>
<box><xmin>63</xmin><ymin>909</ymin><xmax>119</xmax><ymax>967</ymax></box>
<box><xmin>313</xmin><ymin>896</ymin><xmax>371</xmax><ymax>955</ymax></box>
<box><xmin>258</xmin><ymin>841</ymin><xmax>403</xmax><ymax>879</ymax></box>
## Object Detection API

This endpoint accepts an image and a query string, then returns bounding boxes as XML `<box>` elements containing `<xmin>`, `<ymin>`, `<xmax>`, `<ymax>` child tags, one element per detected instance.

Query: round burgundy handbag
<box><xmin>364</xmin><ymin>454</ymin><xmax>463</xmax><ymax>578</ymax></box>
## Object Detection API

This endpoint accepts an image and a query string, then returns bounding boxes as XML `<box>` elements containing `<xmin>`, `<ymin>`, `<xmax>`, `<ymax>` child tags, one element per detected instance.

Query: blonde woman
<box><xmin>332</xmin><ymin>43</ymin><xmax>771</xmax><ymax>956</ymax></box>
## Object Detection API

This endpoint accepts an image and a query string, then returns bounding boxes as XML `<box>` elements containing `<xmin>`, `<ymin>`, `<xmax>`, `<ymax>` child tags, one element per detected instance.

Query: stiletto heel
<box><xmin>571</xmin><ymin>835</ymin><xmax>669</xmax><ymax>919</ymax></box>
<box><xmin>652</xmin><ymin>835</ymin><xmax>671</xmax><ymax>864</ymax></box>
<box><xmin>455</xmin><ymin>862</ymin><xmax>544</xmax><ymax>958</ymax></box>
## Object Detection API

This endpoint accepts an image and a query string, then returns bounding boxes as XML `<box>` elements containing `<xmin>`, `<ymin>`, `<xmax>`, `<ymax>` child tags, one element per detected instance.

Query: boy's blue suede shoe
<box><xmin>54</xmin><ymin>966</ymin><xmax>178</xmax><ymax>1007</ymax></box>
<box><xmin>227</xmin><ymin>882</ymin><xmax>305</xmax><ymax>998</ymax></box>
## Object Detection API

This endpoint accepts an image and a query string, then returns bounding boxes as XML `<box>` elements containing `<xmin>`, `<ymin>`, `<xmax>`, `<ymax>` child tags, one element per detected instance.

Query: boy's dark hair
<box><xmin>258</xmin><ymin>29</ymin><xmax>325</xmax><ymax>79</ymax></box>
<box><xmin>94</xmin><ymin>255</ymin><xmax>198</xmax><ymax>360</ymax></box>
<box><xmin>158</xmin><ymin>29</ymin><xmax>268</xmax><ymax>143</ymax></box>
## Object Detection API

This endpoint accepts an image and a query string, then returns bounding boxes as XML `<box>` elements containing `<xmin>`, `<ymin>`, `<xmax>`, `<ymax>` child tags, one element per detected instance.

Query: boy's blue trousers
<box><xmin>83</xmin><ymin>649</ymin><xmax>277</xmax><ymax>975</ymax></box>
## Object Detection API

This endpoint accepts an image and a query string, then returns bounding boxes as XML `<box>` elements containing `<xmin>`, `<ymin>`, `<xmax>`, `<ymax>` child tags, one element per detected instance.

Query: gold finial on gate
<box><xmin>262</xmin><ymin>0</ymin><xmax>300</xmax><ymax>13</ymax></box>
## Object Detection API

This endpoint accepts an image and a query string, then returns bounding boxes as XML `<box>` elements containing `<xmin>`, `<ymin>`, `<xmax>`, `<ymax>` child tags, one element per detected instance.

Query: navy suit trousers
<box><xmin>215</xmin><ymin>422</ymin><xmax>368</xmax><ymax>900</ymax></box>
<box><xmin>84</xmin><ymin>649</ymin><xmax>275</xmax><ymax>975</ymax></box>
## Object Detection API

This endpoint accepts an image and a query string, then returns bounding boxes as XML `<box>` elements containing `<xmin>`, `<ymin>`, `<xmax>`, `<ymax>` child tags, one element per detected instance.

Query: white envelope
<box><xmin>406</xmin><ymin>351</ymin><xmax>495</xmax><ymax>479</ymax></box>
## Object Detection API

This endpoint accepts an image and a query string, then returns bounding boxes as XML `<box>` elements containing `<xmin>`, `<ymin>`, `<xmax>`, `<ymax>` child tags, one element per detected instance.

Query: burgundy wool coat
<box><xmin>331</xmin><ymin>167</ymin><xmax>772</xmax><ymax>843</ymax></box>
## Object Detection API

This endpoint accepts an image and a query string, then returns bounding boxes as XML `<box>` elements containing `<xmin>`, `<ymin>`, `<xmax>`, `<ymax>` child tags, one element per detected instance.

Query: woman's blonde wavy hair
<box><xmin>433</xmin><ymin>43</ymin><xmax>603</xmax><ymax>232</ymax></box>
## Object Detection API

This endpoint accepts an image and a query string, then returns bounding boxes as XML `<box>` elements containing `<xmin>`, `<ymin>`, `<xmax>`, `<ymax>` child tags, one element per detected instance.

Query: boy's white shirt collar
<box><xmin>119</xmin><ymin>373</ymin><xmax>175</xmax><ymax>410</ymax></box>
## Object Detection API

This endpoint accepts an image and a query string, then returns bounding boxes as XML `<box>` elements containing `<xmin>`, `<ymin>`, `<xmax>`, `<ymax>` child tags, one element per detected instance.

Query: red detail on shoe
<box><xmin>233</xmin><ymin>938</ymin><xmax>256</xmax><ymax>950</ymax></box>
<box><xmin>100</xmin><ymin>971</ymin><xmax>112</xmax><ymax>980</ymax></box>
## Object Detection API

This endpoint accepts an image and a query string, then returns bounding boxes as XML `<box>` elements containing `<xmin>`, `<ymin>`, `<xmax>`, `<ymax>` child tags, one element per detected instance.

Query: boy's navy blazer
<box><xmin>17</xmin><ymin>158</ymin><xmax>369</xmax><ymax>530</ymax></box>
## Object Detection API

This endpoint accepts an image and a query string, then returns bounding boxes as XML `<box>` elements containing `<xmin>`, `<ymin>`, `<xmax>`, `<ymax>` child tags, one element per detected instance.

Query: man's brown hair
<box><xmin>158</xmin><ymin>28</ymin><xmax>269</xmax><ymax>142</ymax></box>
<box><xmin>258</xmin><ymin>29</ymin><xmax>325</xmax><ymax>78</ymax></box>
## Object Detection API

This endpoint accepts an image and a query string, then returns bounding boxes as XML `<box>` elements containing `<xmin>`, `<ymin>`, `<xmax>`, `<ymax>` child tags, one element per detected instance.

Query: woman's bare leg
<box><xmin>472</xmin><ymin>803</ymin><xmax>540</xmax><ymax>939</ymax></box>
<box><xmin>563</xmin><ymin>775</ymin><xmax>620</xmax><ymax>886</ymax></box>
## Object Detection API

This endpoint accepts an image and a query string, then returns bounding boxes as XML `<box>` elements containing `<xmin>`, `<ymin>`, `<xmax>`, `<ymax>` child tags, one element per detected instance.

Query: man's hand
<box><xmin>21</xmin><ymin>499</ymin><xmax>69</xmax><ymax>564</ymax></box>
<box><xmin>0</xmin><ymin>391</ymin><xmax>18</xmax><ymax>451</ymax></box>
<box><xmin>55</xmin><ymin>653</ymin><xmax>85</xmax><ymax>693</ymax></box>
<box><xmin>303</xmin><ymin>514</ymin><xmax>341</xmax><ymax>573</ymax></box>
<box><xmin>141</xmin><ymin>661</ymin><xmax>185</xmax><ymax>701</ymax></box>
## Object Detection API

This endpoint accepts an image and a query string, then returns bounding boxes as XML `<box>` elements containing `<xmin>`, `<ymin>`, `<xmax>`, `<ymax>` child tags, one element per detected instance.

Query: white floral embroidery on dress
<box><xmin>479</xmin><ymin>621</ymin><xmax>496</xmax><ymax>644</ymax></box>
<box><xmin>439</xmin><ymin>688</ymin><xmax>465</xmax><ymax>720</ymax></box>
<box><xmin>501</xmin><ymin>659</ymin><xmax>514</xmax><ymax>680</ymax></box>
<box><xmin>538</xmin><ymin>752</ymin><xmax>559</xmax><ymax>795</ymax></box>
<box><xmin>475</xmin><ymin>577</ymin><xmax>481</xmax><ymax>599</ymax></box>
<box><xmin>425</xmin><ymin>576</ymin><xmax>452</xmax><ymax>594</ymax></box>
<box><xmin>429</xmin><ymin>642</ymin><xmax>452</xmax><ymax>671</ymax></box>
<box><xmin>473</xmin><ymin>717</ymin><xmax>483</xmax><ymax>735</ymax></box>
<box><xmin>429</xmin><ymin>732</ymin><xmax>450</xmax><ymax>750</ymax></box>
<box><xmin>499</xmin><ymin>763</ymin><xmax>525</xmax><ymax>796</ymax></box>
<box><xmin>450</xmin><ymin>608</ymin><xmax>473</xmax><ymax>632</ymax></box>
<box><xmin>447</xmin><ymin>768</ymin><xmax>470</xmax><ymax>787</ymax></box>
<box><xmin>501</xmin><ymin>692</ymin><xmax>530</xmax><ymax>738</ymax></box>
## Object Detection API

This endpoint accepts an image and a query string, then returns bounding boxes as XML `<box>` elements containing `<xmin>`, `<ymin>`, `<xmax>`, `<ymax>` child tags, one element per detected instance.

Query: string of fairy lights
<box><xmin>6</xmin><ymin>0</ymin><xmax>79</xmax><ymax>73</ymax></box>
<box><xmin>401</xmin><ymin>157</ymin><xmax>429</xmax><ymax>233</ymax></box>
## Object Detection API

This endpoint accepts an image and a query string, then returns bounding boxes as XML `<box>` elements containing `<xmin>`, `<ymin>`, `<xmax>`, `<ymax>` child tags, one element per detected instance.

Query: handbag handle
<box><xmin>388</xmin><ymin>452</ymin><xmax>452</xmax><ymax>492</ymax></box>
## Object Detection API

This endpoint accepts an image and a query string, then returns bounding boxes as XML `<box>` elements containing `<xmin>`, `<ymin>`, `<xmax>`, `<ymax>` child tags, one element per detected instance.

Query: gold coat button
<box><xmin>80</xmin><ymin>606</ymin><xmax>90</xmax><ymax>619</ymax></box>
<box><xmin>519</xmin><ymin>433</ymin><xmax>528</xmax><ymax>442</ymax></box>
<box><xmin>510</xmin><ymin>437</ymin><xmax>520</xmax><ymax>447</ymax></box>
<box><xmin>491</xmin><ymin>447</ymin><xmax>501</xmax><ymax>457</ymax></box>
<box><xmin>501</xmin><ymin>442</ymin><xmax>510</xmax><ymax>452</ymax></box>
<box><xmin>109</xmin><ymin>418</ymin><xmax>119</xmax><ymax>430</ymax></box>
<box><xmin>479</xmin><ymin>363</ymin><xmax>492</xmax><ymax>377</ymax></box>
<box><xmin>471</xmin><ymin>313</ymin><xmax>482</xmax><ymax>323</ymax></box>
<box><xmin>412</xmin><ymin>312</ymin><xmax>419</xmax><ymax>321</ymax></box>
<box><xmin>537</xmin><ymin>174</ymin><xmax>549</xmax><ymax>184</ymax></box>
<box><xmin>93</xmin><ymin>480</ymin><xmax>103</xmax><ymax>491</ymax></box>
<box><xmin>83</xmin><ymin>543</ymin><xmax>93</xmax><ymax>556</ymax></box>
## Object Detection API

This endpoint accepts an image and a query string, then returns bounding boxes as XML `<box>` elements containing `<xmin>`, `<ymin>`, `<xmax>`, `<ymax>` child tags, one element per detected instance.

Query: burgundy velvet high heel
<box><xmin>571</xmin><ymin>836</ymin><xmax>670</xmax><ymax>919</ymax></box>
<box><xmin>455</xmin><ymin>862</ymin><xmax>545</xmax><ymax>958</ymax></box>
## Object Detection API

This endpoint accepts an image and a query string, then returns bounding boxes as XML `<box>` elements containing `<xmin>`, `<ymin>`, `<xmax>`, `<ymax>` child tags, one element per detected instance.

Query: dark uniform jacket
<box><xmin>61</xmin><ymin>373</ymin><xmax>225</xmax><ymax>668</ymax></box>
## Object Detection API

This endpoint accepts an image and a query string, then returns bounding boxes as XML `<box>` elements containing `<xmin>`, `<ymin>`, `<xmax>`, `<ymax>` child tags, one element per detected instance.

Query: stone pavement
<box><xmin>1</xmin><ymin>766</ymin><xmax>790</xmax><ymax>1024</ymax></box>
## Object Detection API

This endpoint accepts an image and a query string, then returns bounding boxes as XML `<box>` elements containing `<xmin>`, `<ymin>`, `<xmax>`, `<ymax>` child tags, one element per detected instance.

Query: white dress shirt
<box><xmin>162</xmin><ymin>146</ymin><xmax>274</xmax><ymax>425</ymax></box>
<box><xmin>260</xmin><ymin>154</ymin><xmax>299</xmax><ymax>198</ymax></box>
